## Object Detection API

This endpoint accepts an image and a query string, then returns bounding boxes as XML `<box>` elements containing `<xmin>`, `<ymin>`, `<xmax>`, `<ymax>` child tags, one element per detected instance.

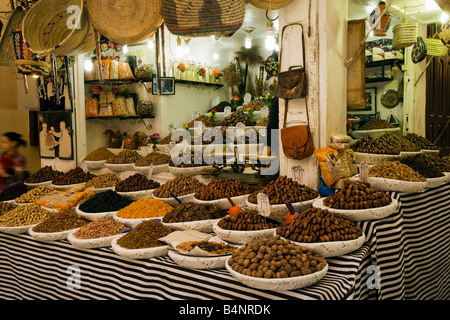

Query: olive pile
<box><xmin>153</xmin><ymin>175</ymin><xmax>206</xmax><ymax>198</ymax></box>
<box><xmin>162</xmin><ymin>202</ymin><xmax>227</xmax><ymax>223</ymax></box>
<box><xmin>134</xmin><ymin>153</ymin><xmax>172</xmax><ymax>167</ymax></box>
<box><xmin>369</xmin><ymin>161</ymin><xmax>426</xmax><ymax>182</ymax></box>
<box><xmin>84</xmin><ymin>173</ymin><xmax>122</xmax><ymax>189</ymax></box>
<box><xmin>194</xmin><ymin>178</ymin><xmax>253</xmax><ymax>201</ymax></box>
<box><xmin>15</xmin><ymin>186</ymin><xmax>53</xmax><ymax>204</ymax></box>
<box><xmin>276</xmin><ymin>207</ymin><xmax>363</xmax><ymax>243</ymax></box>
<box><xmin>247</xmin><ymin>175</ymin><xmax>319</xmax><ymax>205</ymax></box>
<box><xmin>378</xmin><ymin>133</ymin><xmax>421</xmax><ymax>152</ymax></box>
<box><xmin>188</xmin><ymin>115</ymin><xmax>220</xmax><ymax>128</ymax></box>
<box><xmin>358</xmin><ymin>118</ymin><xmax>395</xmax><ymax>130</ymax></box>
<box><xmin>169</xmin><ymin>152</ymin><xmax>208</xmax><ymax>168</ymax></box>
<box><xmin>220</xmin><ymin>108</ymin><xmax>254</xmax><ymax>126</ymax></box>
<box><xmin>52</xmin><ymin>167</ymin><xmax>96</xmax><ymax>186</ymax></box>
<box><xmin>404</xmin><ymin>133</ymin><xmax>439</xmax><ymax>150</ymax></box>
<box><xmin>227</xmin><ymin>235</ymin><xmax>327</xmax><ymax>278</ymax></box>
<box><xmin>400</xmin><ymin>154</ymin><xmax>446</xmax><ymax>178</ymax></box>
<box><xmin>217</xmin><ymin>210</ymin><xmax>279</xmax><ymax>231</ymax></box>
<box><xmin>115</xmin><ymin>173</ymin><xmax>160</xmax><ymax>192</ymax></box>
<box><xmin>176</xmin><ymin>241</ymin><xmax>237</xmax><ymax>255</ymax></box>
<box><xmin>32</xmin><ymin>210</ymin><xmax>89</xmax><ymax>233</ymax></box>
<box><xmin>0</xmin><ymin>201</ymin><xmax>17</xmax><ymax>216</ymax></box>
<box><xmin>106</xmin><ymin>150</ymin><xmax>143</xmax><ymax>164</ymax></box>
<box><xmin>84</xmin><ymin>147</ymin><xmax>115</xmax><ymax>161</ymax></box>
<box><xmin>0</xmin><ymin>183</ymin><xmax>30</xmax><ymax>202</ymax></box>
<box><xmin>79</xmin><ymin>190</ymin><xmax>133</xmax><ymax>213</ymax></box>
<box><xmin>323</xmin><ymin>181</ymin><xmax>392</xmax><ymax>210</ymax></box>
<box><xmin>25</xmin><ymin>166</ymin><xmax>64</xmax><ymax>184</ymax></box>
<box><xmin>351</xmin><ymin>136</ymin><xmax>400</xmax><ymax>155</ymax></box>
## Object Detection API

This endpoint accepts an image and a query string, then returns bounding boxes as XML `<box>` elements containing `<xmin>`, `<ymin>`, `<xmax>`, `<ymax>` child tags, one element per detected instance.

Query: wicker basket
<box><xmin>392</xmin><ymin>22</ymin><xmax>419</xmax><ymax>49</ymax></box>
<box><xmin>424</xmin><ymin>38</ymin><xmax>448</xmax><ymax>56</ymax></box>
<box><xmin>439</xmin><ymin>22</ymin><xmax>450</xmax><ymax>49</ymax></box>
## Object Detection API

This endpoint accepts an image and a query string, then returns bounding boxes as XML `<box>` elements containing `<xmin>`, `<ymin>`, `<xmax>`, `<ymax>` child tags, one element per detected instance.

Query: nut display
<box><xmin>159</xmin><ymin>133</ymin><xmax>183</xmax><ymax>145</ymax></box>
<box><xmin>188</xmin><ymin>115</ymin><xmax>220</xmax><ymax>128</ymax></box>
<box><xmin>217</xmin><ymin>210</ymin><xmax>280</xmax><ymax>231</ymax></box>
<box><xmin>153</xmin><ymin>176</ymin><xmax>206</xmax><ymax>198</ymax></box>
<box><xmin>358</xmin><ymin>118</ymin><xmax>395</xmax><ymax>130</ymax></box>
<box><xmin>134</xmin><ymin>153</ymin><xmax>172</xmax><ymax>167</ymax></box>
<box><xmin>116</xmin><ymin>219</ymin><xmax>172</xmax><ymax>249</ymax></box>
<box><xmin>227</xmin><ymin>235</ymin><xmax>327</xmax><ymax>278</ymax></box>
<box><xmin>162</xmin><ymin>202</ymin><xmax>227</xmax><ymax>223</ymax></box>
<box><xmin>52</xmin><ymin>167</ymin><xmax>96</xmax><ymax>186</ymax></box>
<box><xmin>176</xmin><ymin>241</ymin><xmax>238</xmax><ymax>255</ymax></box>
<box><xmin>0</xmin><ymin>204</ymin><xmax>50</xmax><ymax>227</ymax></box>
<box><xmin>194</xmin><ymin>178</ymin><xmax>253</xmax><ymax>201</ymax></box>
<box><xmin>15</xmin><ymin>186</ymin><xmax>54</xmax><ymax>204</ymax></box>
<box><xmin>276</xmin><ymin>207</ymin><xmax>363</xmax><ymax>243</ymax></box>
<box><xmin>83</xmin><ymin>147</ymin><xmax>115</xmax><ymax>161</ymax></box>
<box><xmin>106</xmin><ymin>149</ymin><xmax>143</xmax><ymax>164</ymax></box>
<box><xmin>72</xmin><ymin>218</ymin><xmax>128</xmax><ymax>239</ymax></box>
<box><xmin>78</xmin><ymin>190</ymin><xmax>133</xmax><ymax>213</ymax></box>
<box><xmin>0</xmin><ymin>183</ymin><xmax>30</xmax><ymax>202</ymax></box>
<box><xmin>378</xmin><ymin>133</ymin><xmax>421</xmax><ymax>152</ymax></box>
<box><xmin>351</xmin><ymin>136</ymin><xmax>400</xmax><ymax>155</ymax></box>
<box><xmin>404</xmin><ymin>133</ymin><xmax>439</xmax><ymax>150</ymax></box>
<box><xmin>115</xmin><ymin>173</ymin><xmax>160</xmax><ymax>192</ymax></box>
<box><xmin>24</xmin><ymin>166</ymin><xmax>64</xmax><ymax>184</ymax></box>
<box><xmin>256</xmin><ymin>117</ymin><xmax>269</xmax><ymax>127</ymax></box>
<box><xmin>323</xmin><ymin>181</ymin><xmax>392</xmax><ymax>210</ymax></box>
<box><xmin>220</xmin><ymin>108</ymin><xmax>255</xmax><ymax>126</ymax></box>
<box><xmin>116</xmin><ymin>198</ymin><xmax>173</xmax><ymax>219</ymax></box>
<box><xmin>84</xmin><ymin>173</ymin><xmax>122</xmax><ymax>189</ymax></box>
<box><xmin>369</xmin><ymin>161</ymin><xmax>426</xmax><ymax>182</ymax></box>
<box><xmin>248</xmin><ymin>176</ymin><xmax>319</xmax><ymax>205</ymax></box>
<box><xmin>0</xmin><ymin>201</ymin><xmax>17</xmax><ymax>216</ymax></box>
<box><xmin>400</xmin><ymin>154</ymin><xmax>446</xmax><ymax>178</ymax></box>
<box><xmin>32</xmin><ymin>210</ymin><xmax>89</xmax><ymax>233</ymax></box>
<box><xmin>169</xmin><ymin>152</ymin><xmax>209</xmax><ymax>168</ymax></box>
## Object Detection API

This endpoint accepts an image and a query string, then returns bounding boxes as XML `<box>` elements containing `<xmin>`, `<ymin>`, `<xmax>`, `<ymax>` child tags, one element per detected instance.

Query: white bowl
<box><xmin>168</xmin><ymin>250</ymin><xmax>231</xmax><ymax>270</ymax></box>
<box><xmin>353</xmin><ymin>152</ymin><xmax>400</xmax><ymax>165</ymax></box>
<box><xmin>193</xmin><ymin>194</ymin><xmax>249</xmax><ymax>210</ymax></box>
<box><xmin>0</xmin><ymin>224</ymin><xmax>38</xmax><ymax>235</ymax></box>
<box><xmin>75</xmin><ymin>204</ymin><xmax>117</xmax><ymax>221</ymax></box>
<box><xmin>92</xmin><ymin>186</ymin><xmax>116</xmax><ymax>192</ymax></box>
<box><xmin>162</xmin><ymin>218</ymin><xmax>221</xmax><ymax>233</ymax></box>
<box><xmin>168</xmin><ymin>165</ymin><xmax>214</xmax><ymax>176</ymax></box>
<box><xmin>111</xmin><ymin>235</ymin><xmax>169</xmax><ymax>260</ymax></box>
<box><xmin>116</xmin><ymin>188</ymin><xmax>156</xmax><ymax>201</ymax></box>
<box><xmin>155</xmin><ymin>144</ymin><xmax>169</xmax><ymax>152</ymax></box>
<box><xmin>313</xmin><ymin>197</ymin><xmax>399</xmax><ymax>221</ymax></box>
<box><xmin>225</xmin><ymin>256</ymin><xmax>328</xmax><ymax>291</ymax></box>
<box><xmin>421</xmin><ymin>149</ymin><xmax>440</xmax><ymax>154</ymax></box>
<box><xmin>348</xmin><ymin>176</ymin><xmax>427</xmax><ymax>193</ymax></box>
<box><xmin>105</xmin><ymin>163</ymin><xmax>135</xmax><ymax>172</ymax></box>
<box><xmin>50</xmin><ymin>183</ymin><xmax>84</xmax><ymax>191</ymax></box>
<box><xmin>24</xmin><ymin>180</ymin><xmax>53</xmax><ymax>188</ymax></box>
<box><xmin>152</xmin><ymin>193</ymin><xmax>196</xmax><ymax>206</ymax></box>
<box><xmin>350</xmin><ymin>127</ymin><xmax>401</xmax><ymax>139</ymax></box>
<box><xmin>245</xmin><ymin>197</ymin><xmax>319</xmax><ymax>223</ymax></box>
<box><xmin>212</xmin><ymin>221</ymin><xmax>277</xmax><ymax>245</ymax></box>
<box><xmin>133</xmin><ymin>163</ymin><xmax>169</xmax><ymax>175</ymax></box>
<box><xmin>29</xmin><ymin>226</ymin><xmax>81</xmax><ymax>241</ymax></box>
<box><xmin>112</xmin><ymin>212</ymin><xmax>164</xmax><ymax>228</ymax></box>
<box><xmin>67</xmin><ymin>230</ymin><xmax>122</xmax><ymax>249</ymax></box>
<box><xmin>281</xmin><ymin>234</ymin><xmax>366</xmax><ymax>258</ymax></box>
<box><xmin>426</xmin><ymin>175</ymin><xmax>448</xmax><ymax>189</ymax></box>
<box><xmin>399</xmin><ymin>151</ymin><xmax>422</xmax><ymax>159</ymax></box>
<box><xmin>83</xmin><ymin>160</ymin><xmax>106</xmax><ymax>170</ymax></box>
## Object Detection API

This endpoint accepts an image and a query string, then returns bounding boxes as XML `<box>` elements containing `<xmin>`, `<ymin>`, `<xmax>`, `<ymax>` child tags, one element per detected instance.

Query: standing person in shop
<box><xmin>0</xmin><ymin>132</ymin><xmax>27</xmax><ymax>193</ymax></box>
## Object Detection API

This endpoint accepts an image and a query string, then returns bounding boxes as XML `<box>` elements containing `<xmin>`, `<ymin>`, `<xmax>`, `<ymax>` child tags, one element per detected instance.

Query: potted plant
<box><xmin>104</xmin><ymin>129</ymin><xmax>126</xmax><ymax>148</ymax></box>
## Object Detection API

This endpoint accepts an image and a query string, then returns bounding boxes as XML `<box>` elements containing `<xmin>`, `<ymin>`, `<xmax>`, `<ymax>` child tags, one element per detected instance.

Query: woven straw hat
<box><xmin>22</xmin><ymin>0</ymin><xmax>96</xmax><ymax>58</ymax></box>
<box><xmin>85</xmin><ymin>0</ymin><xmax>164</xmax><ymax>44</ymax></box>
<box><xmin>0</xmin><ymin>6</ymin><xmax>26</xmax><ymax>67</ymax></box>
<box><xmin>249</xmin><ymin>0</ymin><xmax>294</xmax><ymax>10</ymax></box>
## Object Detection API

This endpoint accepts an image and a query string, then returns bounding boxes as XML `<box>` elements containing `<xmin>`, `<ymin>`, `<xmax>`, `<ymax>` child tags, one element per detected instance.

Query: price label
<box><xmin>236</xmin><ymin>122</ymin><xmax>245</xmax><ymax>137</ymax></box>
<box><xmin>213</xmin><ymin>96</ymin><xmax>220</xmax><ymax>107</ymax></box>
<box><xmin>140</xmin><ymin>146</ymin><xmax>153</xmax><ymax>154</ymax></box>
<box><xmin>147</xmin><ymin>164</ymin><xmax>154</xmax><ymax>180</ymax></box>
<box><xmin>292</xmin><ymin>166</ymin><xmax>305</xmax><ymax>184</ymax></box>
<box><xmin>192</xmin><ymin>110</ymin><xmax>200</xmax><ymax>120</ymax></box>
<box><xmin>257</xmin><ymin>193</ymin><xmax>271</xmax><ymax>217</ymax></box>
<box><xmin>168</xmin><ymin>123</ymin><xmax>175</xmax><ymax>135</ymax></box>
<box><xmin>80</xmin><ymin>160</ymin><xmax>88</xmax><ymax>173</ymax></box>
<box><xmin>224</xmin><ymin>106</ymin><xmax>232</xmax><ymax>117</ymax></box>
<box><xmin>360</xmin><ymin>162</ymin><xmax>369</xmax><ymax>182</ymax></box>
<box><xmin>52</xmin><ymin>158</ymin><xmax>60</xmax><ymax>171</ymax></box>
<box><xmin>261</xmin><ymin>106</ymin><xmax>269</xmax><ymax>119</ymax></box>
<box><xmin>165</xmin><ymin>143</ymin><xmax>175</xmax><ymax>154</ymax></box>
<box><xmin>195</xmin><ymin>121</ymin><xmax>205</xmax><ymax>135</ymax></box>
<box><xmin>243</xmin><ymin>93</ymin><xmax>252</xmax><ymax>105</ymax></box>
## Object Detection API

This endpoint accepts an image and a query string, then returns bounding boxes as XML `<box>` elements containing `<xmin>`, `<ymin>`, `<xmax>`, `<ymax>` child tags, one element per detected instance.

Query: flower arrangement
<box><xmin>149</xmin><ymin>133</ymin><xmax>160</xmax><ymax>146</ymax></box>
<box><xmin>197</xmin><ymin>67</ymin><xmax>206</xmax><ymax>80</ymax></box>
<box><xmin>178</xmin><ymin>62</ymin><xmax>186</xmax><ymax>73</ymax></box>
<box><xmin>231</xmin><ymin>95</ymin><xmax>241</xmax><ymax>110</ymax></box>
<box><xmin>104</xmin><ymin>129</ymin><xmax>127</xmax><ymax>141</ymax></box>
<box><xmin>245</xmin><ymin>103</ymin><xmax>258</xmax><ymax>122</ymax></box>
<box><xmin>209</xmin><ymin>108</ymin><xmax>217</xmax><ymax>122</ymax></box>
<box><xmin>213</xmin><ymin>68</ymin><xmax>222</xmax><ymax>80</ymax></box>
<box><xmin>91</xmin><ymin>85</ymin><xmax>103</xmax><ymax>95</ymax></box>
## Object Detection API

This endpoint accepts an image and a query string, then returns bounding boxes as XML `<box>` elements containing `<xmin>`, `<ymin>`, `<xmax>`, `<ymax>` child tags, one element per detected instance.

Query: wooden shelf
<box><xmin>366</xmin><ymin>77</ymin><xmax>394</xmax><ymax>83</ymax></box>
<box><xmin>86</xmin><ymin>115</ymin><xmax>155</xmax><ymax>120</ymax></box>
<box><xmin>365</xmin><ymin>59</ymin><xmax>404</xmax><ymax>68</ymax></box>
<box><xmin>85</xmin><ymin>78</ymin><xmax>153</xmax><ymax>86</ymax></box>
<box><xmin>175</xmin><ymin>79</ymin><xmax>224</xmax><ymax>89</ymax></box>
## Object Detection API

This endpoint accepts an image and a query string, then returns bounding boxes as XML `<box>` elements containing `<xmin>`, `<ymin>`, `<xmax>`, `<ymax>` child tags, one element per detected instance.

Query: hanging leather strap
<box><xmin>279</xmin><ymin>22</ymin><xmax>306</xmax><ymax>74</ymax></box>
<box><xmin>283</xmin><ymin>99</ymin><xmax>310</xmax><ymax>129</ymax></box>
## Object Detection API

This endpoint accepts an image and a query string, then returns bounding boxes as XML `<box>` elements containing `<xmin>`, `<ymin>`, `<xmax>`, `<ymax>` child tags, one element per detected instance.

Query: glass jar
<box><xmin>197</xmin><ymin>62</ymin><xmax>206</xmax><ymax>82</ymax></box>
<box><xmin>208</xmin><ymin>64</ymin><xmax>214</xmax><ymax>83</ymax></box>
<box><xmin>172</xmin><ymin>60</ymin><xmax>180</xmax><ymax>80</ymax></box>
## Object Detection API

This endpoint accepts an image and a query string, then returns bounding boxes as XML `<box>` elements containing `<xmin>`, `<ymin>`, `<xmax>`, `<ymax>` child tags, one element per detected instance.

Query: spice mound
<box><xmin>79</xmin><ymin>190</ymin><xmax>133</xmax><ymax>213</ymax></box>
<box><xmin>116</xmin><ymin>198</ymin><xmax>173</xmax><ymax>219</ymax></box>
<box><xmin>25</xmin><ymin>166</ymin><xmax>64</xmax><ymax>184</ymax></box>
<box><xmin>153</xmin><ymin>175</ymin><xmax>206</xmax><ymax>198</ymax></box>
<box><xmin>0</xmin><ymin>201</ymin><xmax>17</xmax><ymax>216</ymax></box>
<box><xmin>72</xmin><ymin>219</ymin><xmax>127</xmax><ymax>239</ymax></box>
<box><xmin>378</xmin><ymin>133</ymin><xmax>421</xmax><ymax>152</ymax></box>
<box><xmin>84</xmin><ymin>147</ymin><xmax>115</xmax><ymax>161</ymax></box>
<box><xmin>369</xmin><ymin>161</ymin><xmax>426</xmax><ymax>182</ymax></box>
<box><xmin>351</xmin><ymin>136</ymin><xmax>400</xmax><ymax>155</ymax></box>
<box><xmin>0</xmin><ymin>204</ymin><xmax>50</xmax><ymax>227</ymax></box>
<box><xmin>85</xmin><ymin>173</ymin><xmax>122</xmax><ymax>189</ymax></box>
<box><xmin>248</xmin><ymin>175</ymin><xmax>319</xmax><ymax>205</ymax></box>
<box><xmin>169</xmin><ymin>152</ymin><xmax>209</xmax><ymax>168</ymax></box>
<box><xmin>15</xmin><ymin>186</ymin><xmax>54</xmax><ymax>204</ymax></box>
<box><xmin>323</xmin><ymin>181</ymin><xmax>392</xmax><ymax>210</ymax></box>
<box><xmin>52</xmin><ymin>167</ymin><xmax>96</xmax><ymax>186</ymax></box>
<box><xmin>116</xmin><ymin>219</ymin><xmax>172</xmax><ymax>249</ymax></box>
<box><xmin>217</xmin><ymin>211</ymin><xmax>280</xmax><ymax>231</ymax></box>
<box><xmin>33</xmin><ymin>210</ymin><xmax>89</xmax><ymax>233</ymax></box>
<box><xmin>106</xmin><ymin>149</ymin><xmax>143</xmax><ymax>164</ymax></box>
<box><xmin>162</xmin><ymin>202</ymin><xmax>227</xmax><ymax>223</ymax></box>
<box><xmin>404</xmin><ymin>133</ymin><xmax>439</xmax><ymax>150</ymax></box>
<box><xmin>0</xmin><ymin>183</ymin><xmax>30</xmax><ymax>202</ymax></box>
<box><xmin>276</xmin><ymin>207</ymin><xmax>363</xmax><ymax>243</ymax></box>
<box><xmin>358</xmin><ymin>118</ymin><xmax>395</xmax><ymax>130</ymax></box>
<box><xmin>227</xmin><ymin>235</ymin><xmax>327</xmax><ymax>278</ymax></box>
<box><xmin>115</xmin><ymin>173</ymin><xmax>160</xmax><ymax>192</ymax></box>
<box><xmin>400</xmin><ymin>154</ymin><xmax>447</xmax><ymax>178</ymax></box>
<box><xmin>194</xmin><ymin>178</ymin><xmax>253</xmax><ymax>201</ymax></box>
<box><xmin>134</xmin><ymin>153</ymin><xmax>172</xmax><ymax>167</ymax></box>
<box><xmin>176</xmin><ymin>241</ymin><xmax>237</xmax><ymax>255</ymax></box>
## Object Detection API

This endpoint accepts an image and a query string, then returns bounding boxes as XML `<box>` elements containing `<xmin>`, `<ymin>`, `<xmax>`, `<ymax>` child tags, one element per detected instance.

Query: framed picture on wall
<box><xmin>37</xmin><ymin>111</ymin><xmax>74</xmax><ymax>160</ymax></box>
<box><xmin>349</xmin><ymin>87</ymin><xmax>377</xmax><ymax>115</ymax></box>
<box><xmin>153</xmin><ymin>77</ymin><xmax>175</xmax><ymax>95</ymax></box>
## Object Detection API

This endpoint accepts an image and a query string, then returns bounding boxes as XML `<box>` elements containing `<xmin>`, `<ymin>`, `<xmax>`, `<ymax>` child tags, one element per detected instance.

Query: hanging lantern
<box><xmin>370</xmin><ymin>1</ymin><xmax>391</xmax><ymax>37</ymax></box>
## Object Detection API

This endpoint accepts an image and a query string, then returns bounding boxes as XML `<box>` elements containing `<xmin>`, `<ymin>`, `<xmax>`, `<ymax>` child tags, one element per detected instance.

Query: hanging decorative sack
<box><xmin>22</xmin><ymin>0</ymin><xmax>96</xmax><ymax>58</ymax></box>
<box><xmin>411</xmin><ymin>37</ymin><xmax>427</xmax><ymax>64</ymax></box>
<box><xmin>163</xmin><ymin>0</ymin><xmax>246</xmax><ymax>37</ymax></box>
<box><xmin>0</xmin><ymin>6</ymin><xmax>26</xmax><ymax>68</ymax></box>
<box><xmin>424</xmin><ymin>35</ymin><xmax>448</xmax><ymax>57</ymax></box>
<box><xmin>392</xmin><ymin>18</ymin><xmax>419</xmax><ymax>49</ymax></box>
<box><xmin>86</xmin><ymin>0</ymin><xmax>163</xmax><ymax>44</ymax></box>
<box><xmin>439</xmin><ymin>22</ymin><xmax>450</xmax><ymax>49</ymax></box>
<box><xmin>370</xmin><ymin>1</ymin><xmax>391</xmax><ymax>37</ymax></box>
<box><xmin>249</xmin><ymin>0</ymin><xmax>294</xmax><ymax>10</ymax></box>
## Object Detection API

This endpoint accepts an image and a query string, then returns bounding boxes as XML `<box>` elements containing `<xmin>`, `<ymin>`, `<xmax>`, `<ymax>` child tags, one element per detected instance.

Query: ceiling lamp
<box><xmin>265</xmin><ymin>20</ymin><xmax>276</xmax><ymax>51</ymax></box>
<box><xmin>243</xmin><ymin>26</ymin><xmax>255</xmax><ymax>49</ymax></box>
<box><xmin>176</xmin><ymin>36</ymin><xmax>184</xmax><ymax>58</ymax></box>
<box><xmin>183</xmin><ymin>37</ymin><xmax>191</xmax><ymax>56</ymax></box>
<box><xmin>147</xmin><ymin>37</ymin><xmax>155</xmax><ymax>50</ymax></box>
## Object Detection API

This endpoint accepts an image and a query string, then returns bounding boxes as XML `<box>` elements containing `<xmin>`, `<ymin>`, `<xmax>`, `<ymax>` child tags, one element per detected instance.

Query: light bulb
<box><xmin>123</xmin><ymin>45</ymin><xmax>128</xmax><ymax>54</ymax></box>
<box><xmin>147</xmin><ymin>39</ymin><xmax>154</xmax><ymax>50</ymax></box>
<box><xmin>265</xmin><ymin>21</ymin><xmax>276</xmax><ymax>51</ymax></box>
<box><xmin>213</xmin><ymin>52</ymin><xmax>219</xmax><ymax>60</ymax></box>
<box><xmin>245</xmin><ymin>35</ymin><xmax>252</xmax><ymax>49</ymax></box>
<box><xmin>176</xmin><ymin>37</ymin><xmax>184</xmax><ymax>58</ymax></box>
<box><xmin>184</xmin><ymin>45</ymin><xmax>190</xmax><ymax>55</ymax></box>
<box><xmin>84</xmin><ymin>59</ymin><xmax>93</xmax><ymax>72</ymax></box>
<box><xmin>32</xmin><ymin>74</ymin><xmax>39</xmax><ymax>79</ymax></box>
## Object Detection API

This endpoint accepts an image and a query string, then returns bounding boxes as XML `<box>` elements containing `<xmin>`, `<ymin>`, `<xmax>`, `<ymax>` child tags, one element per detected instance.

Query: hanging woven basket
<box><xmin>424</xmin><ymin>37</ymin><xmax>448</xmax><ymax>56</ymax></box>
<box><xmin>439</xmin><ymin>22</ymin><xmax>450</xmax><ymax>49</ymax></box>
<box><xmin>392</xmin><ymin>20</ymin><xmax>419</xmax><ymax>49</ymax></box>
